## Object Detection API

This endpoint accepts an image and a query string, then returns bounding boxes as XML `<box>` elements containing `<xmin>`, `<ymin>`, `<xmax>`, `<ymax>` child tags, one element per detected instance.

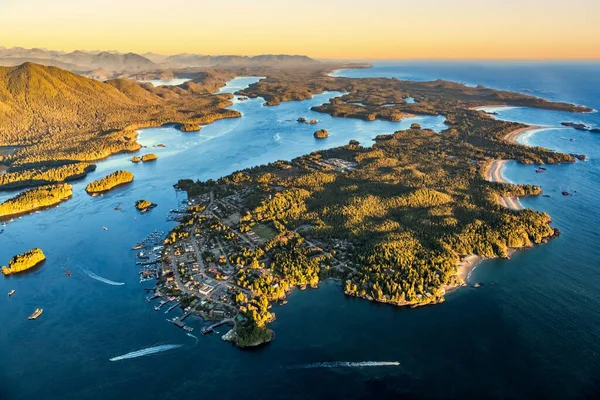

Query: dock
<box><xmin>200</xmin><ymin>319</ymin><xmax>234</xmax><ymax>335</ymax></box>
<box><xmin>180</xmin><ymin>310</ymin><xmax>193</xmax><ymax>321</ymax></box>
<box><xmin>166</xmin><ymin>317</ymin><xmax>194</xmax><ymax>332</ymax></box>
<box><xmin>165</xmin><ymin>301</ymin><xmax>180</xmax><ymax>314</ymax></box>
<box><xmin>146</xmin><ymin>293</ymin><xmax>160</xmax><ymax>302</ymax></box>
<box><xmin>154</xmin><ymin>299</ymin><xmax>171</xmax><ymax>310</ymax></box>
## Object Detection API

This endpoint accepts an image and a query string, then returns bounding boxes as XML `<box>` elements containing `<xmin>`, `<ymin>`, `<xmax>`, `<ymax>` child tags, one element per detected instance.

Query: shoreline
<box><xmin>484</xmin><ymin>160</ymin><xmax>525</xmax><ymax>210</ymax></box>
<box><xmin>449</xmin><ymin>124</ymin><xmax>540</xmax><ymax>285</ymax></box>
<box><xmin>503</xmin><ymin>125</ymin><xmax>542</xmax><ymax>144</ymax></box>
<box><xmin>482</xmin><ymin>124</ymin><xmax>547</xmax><ymax>210</ymax></box>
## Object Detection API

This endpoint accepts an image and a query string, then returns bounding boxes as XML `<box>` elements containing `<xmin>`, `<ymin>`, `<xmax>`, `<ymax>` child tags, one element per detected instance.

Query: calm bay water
<box><xmin>1</xmin><ymin>63</ymin><xmax>600</xmax><ymax>399</ymax></box>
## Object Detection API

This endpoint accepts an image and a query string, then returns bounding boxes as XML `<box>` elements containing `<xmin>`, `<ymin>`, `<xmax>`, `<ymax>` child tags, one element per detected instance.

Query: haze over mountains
<box><xmin>0</xmin><ymin>46</ymin><xmax>320</xmax><ymax>76</ymax></box>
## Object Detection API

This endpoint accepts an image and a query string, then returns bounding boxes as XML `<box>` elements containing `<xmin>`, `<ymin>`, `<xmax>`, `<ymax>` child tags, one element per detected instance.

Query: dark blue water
<box><xmin>1</xmin><ymin>63</ymin><xmax>599</xmax><ymax>399</ymax></box>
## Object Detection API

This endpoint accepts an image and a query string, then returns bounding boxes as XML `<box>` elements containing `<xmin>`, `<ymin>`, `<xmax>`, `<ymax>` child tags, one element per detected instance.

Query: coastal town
<box><xmin>136</xmin><ymin>157</ymin><xmax>360</xmax><ymax>343</ymax></box>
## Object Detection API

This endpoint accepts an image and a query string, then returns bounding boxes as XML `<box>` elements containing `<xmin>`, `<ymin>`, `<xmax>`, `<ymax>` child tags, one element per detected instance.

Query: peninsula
<box><xmin>2</xmin><ymin>248</ymin><xmax>46</xmax><ymax>275</ymax></box>
<box><xmin>0</xmin><ymin>163</ymin><xmax>96</xmax><ymax>191</ymax></box>
<box><xmin>85</xmin><ymin>170</ymin><xmax>134</xmax><ymax>194</ymax></box>
<box><xmin>145</xmin><ymin>65</ymin><xmax>590</xmax><ymax>348</ymax></box>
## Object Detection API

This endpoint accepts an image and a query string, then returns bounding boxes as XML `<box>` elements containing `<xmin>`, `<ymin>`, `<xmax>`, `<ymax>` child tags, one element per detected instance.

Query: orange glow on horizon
<box><xmin>0</xmin><ymin>0</ymin><xmax>598</xmax><ymax>60</ymax></box>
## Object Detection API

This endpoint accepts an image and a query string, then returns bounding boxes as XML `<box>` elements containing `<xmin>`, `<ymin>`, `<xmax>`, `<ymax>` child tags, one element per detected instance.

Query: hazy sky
<box><xmin>0</xmin><ymin>0</ymin><xmax>598</xmax><ymax>59</ymax></box>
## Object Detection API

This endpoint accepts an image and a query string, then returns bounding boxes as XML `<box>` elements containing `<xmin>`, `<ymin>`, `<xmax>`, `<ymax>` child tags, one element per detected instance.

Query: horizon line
<box><xmin>1</xmin><ymin>45</ymin><xmax>599</xmax><ymax>62</ymax></box>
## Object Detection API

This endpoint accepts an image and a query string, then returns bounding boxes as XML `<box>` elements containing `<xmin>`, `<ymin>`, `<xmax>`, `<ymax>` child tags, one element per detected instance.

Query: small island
<box><xmin>0</xmin><ymin>184</ymin><xmax>72</xmax><ymax>218</ymax></box>
<box><xmin>313</xmin><ymin>129</ymin><xmax>329</xmax><ymax>139</ymax></box>
<box><xmin>141</xmin><ymin>154</ymin><xmax>158</xmax><ymax>162</ymax></box>
<box><xmin>2</xmin><ymin>248</ymin><xmax>46</xmax><ymax>275</ymax></box>
<box><xmin>85</xmin><ymin>170</ymin><xmax>134</xmax><ymax>194</ymax></box>
<box><xmin>179</xmin><ymin>123</ymin><xmax>201</xmax><ymax>132</ymax></box>
<box><xmin>131</xmin><ymin>156</ymin><xmax>142</xmax><ymax>163</ymax></box>
<box><xmin>135</xmin><ymin>199</ymin><xmax>157</xmax><ymax>213</ymax></box>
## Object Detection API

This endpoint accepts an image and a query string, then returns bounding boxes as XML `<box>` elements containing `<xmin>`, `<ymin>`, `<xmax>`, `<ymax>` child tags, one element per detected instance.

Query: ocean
<box><xmin>1</xmin><ymin>62</ymin><xmax>599</xmax><ymax>399</ymax></box>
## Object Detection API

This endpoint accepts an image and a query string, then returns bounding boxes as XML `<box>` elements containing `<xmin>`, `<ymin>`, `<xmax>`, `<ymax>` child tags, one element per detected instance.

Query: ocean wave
<box><xmin>292</xmin><ymin>361</ymin><xmax>400</xmax><ymax>369</ymax></box>
<box><xmin>109</xmin><ymin>344</ymin><xmax>183</xmax><ymax>362</ymax></box>
<box><xmin>83</xmin><ymin>269</ymin><xmax>125</xmax><ymax>286</ymax></box>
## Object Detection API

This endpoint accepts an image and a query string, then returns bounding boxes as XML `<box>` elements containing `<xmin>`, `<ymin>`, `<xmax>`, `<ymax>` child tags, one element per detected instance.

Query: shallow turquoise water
<box><xmin>1</xmin><ymin>63</ymin><xmax>600</xmax><ymax>399</ymax></box>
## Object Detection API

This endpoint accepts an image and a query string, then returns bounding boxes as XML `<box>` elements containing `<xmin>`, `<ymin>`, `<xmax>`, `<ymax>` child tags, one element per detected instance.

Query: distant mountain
<box><xmin>89</xmin><ymin>52</ymin><xmax>156</xmax><ymax>71</ymax></box>
<box><xmin>0</xmin><ymin>46</ymin><xmax>320</xmax><ymax>74</ymax></box>
<box><xmin>0</xmin><ymin>47</ymin><xmax>156</xmax><ymax>72</ymax></box>
<box><xmin>141</xmin><ymin>52</ymin><xmax>170</xmax><ymax>63</ymax></box>
<box><xmin>56</xmin><ymin>50</ymin><xmax>95</xmax><ymax>66</ymax></box>
<box><xmin>0</xmin><ymin>46</ymin><xmax>62</xmax><ymax>60</ymax></box>
<box><xmin>164</xmin><ymin>54</ymin><xmax>319</xmax><ymax>67</ymax></box>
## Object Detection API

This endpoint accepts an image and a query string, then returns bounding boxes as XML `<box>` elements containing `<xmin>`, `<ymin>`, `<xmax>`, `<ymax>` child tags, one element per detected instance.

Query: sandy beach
<box><xmin>484</xmin><ymin>160</ymin><xmax>525</xmax><ymax>210</ymax></box>
<box><xmin>482</xmin><ymin>124</ymin><xmax>546</xmax><ymax>210</ymax></box>
<box><xmin>503</xmin><ymin>125</ymin><xmax>542</xmax><ymax>144</ymax></box>
<box><xmin>451</xmin><ymin>124</ymin><xmax>539</xmax><ymax>285</ymax></box>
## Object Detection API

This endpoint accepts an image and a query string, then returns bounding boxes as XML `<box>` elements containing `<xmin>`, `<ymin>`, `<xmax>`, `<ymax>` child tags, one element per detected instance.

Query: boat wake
<box><xmin>186</xmin><ymin>332</ymin><xmax>199</xmax><ymax>346</ymax></box>
<box><xmin>291</xmin><ymin>361</ymin><xmax>400</xmax><ymax>369</ymax></box>
<box><xmin>109</xmin><ymin>344</ymin><xmax>183</xmax><ymax>361</ymax></box>
<box><xmin>83</xmin><ymin>269</ymin><xmax>125</xmax><ymax>286</ymax></box>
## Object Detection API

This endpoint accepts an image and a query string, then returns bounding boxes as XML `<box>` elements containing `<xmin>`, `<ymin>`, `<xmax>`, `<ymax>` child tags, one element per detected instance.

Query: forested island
<box><xmin>0</xmin><ymin>163</ymin><xmax>96</xmax><ymax>190</ymax></box>
<box><xmin>313</xmin><ymin>129</ymin><xmax>329</xmax><ymax>139</ymax></box>
<box><xmin>135</xmin><ymin>199</ymin><xmax>157</xmax><ymax>212</ymax></box>
<box><xmin>141</xmin><ymin>154</ymin><xmax>158</xmax><ymax>162</ymax></box>
<box><xmin>85</xmin><ymin>170</ymin><xmax>134</xmax><ymax>194</ymax></box>
<box><xmin>0</xmin><ymin>184</ymin><xmax>72</xmax><ymax>218</ymax></box>
<box><xmin>2</xmin><ymin>248</ymin><xmax>46</xmax><ymax>275</ymax></box>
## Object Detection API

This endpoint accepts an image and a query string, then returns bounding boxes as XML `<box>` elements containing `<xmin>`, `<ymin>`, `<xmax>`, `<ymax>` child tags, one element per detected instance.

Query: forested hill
<box><xmin>0</xmin><ymin>62</ymin><xmax>161</xmax><ymax>144</ymax></box>
<box><xmin>0</xmin><ymin>63</ymin><xmax>239</xmax><ymax>168</ymax></box>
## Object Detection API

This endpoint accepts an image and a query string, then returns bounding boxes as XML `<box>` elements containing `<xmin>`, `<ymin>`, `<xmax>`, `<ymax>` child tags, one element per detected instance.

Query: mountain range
<box><xmin>0</xmin><ymin>46</ymin><xmax>319</xmax><ymax>73</ymax></box>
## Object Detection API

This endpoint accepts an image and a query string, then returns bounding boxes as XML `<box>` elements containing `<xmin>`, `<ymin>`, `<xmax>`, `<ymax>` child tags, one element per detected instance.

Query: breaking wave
<box><xmin>292</xmin><ymin>361</ymin><xmax>400</xmax><ymax>369</ymax></box>
<box><xmin>109</xmin><ymin>344</ymin><xmax>183</xmax><ymax>361</ymax></box>
<box><xmin>83</xmin><ymin>269</ymin><xmax>125</xmax><ymax>286</ymax></box>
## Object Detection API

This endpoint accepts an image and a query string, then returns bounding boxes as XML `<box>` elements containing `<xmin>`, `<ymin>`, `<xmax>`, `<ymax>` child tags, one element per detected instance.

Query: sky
<box><xmin>0</xmin><ymin>0</ymin><xmax>598</xmax><ymax>59</ymax></box>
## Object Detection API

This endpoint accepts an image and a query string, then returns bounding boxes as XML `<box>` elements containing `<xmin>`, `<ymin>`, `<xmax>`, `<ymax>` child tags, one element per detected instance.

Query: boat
<box><xmin>132</xmin><ymin>243</ymin><xmax>143</xmax><ymax>250</ymax></box>
<box><xmin>28</xmin><ymin>309</ymin><xmax>43</xmax><ymax>320</ymax></box>
<box><xmin>103</xmin><ymin>227</ymin><xmax>109</xmax><ymax>231</ymax></box>
<box><xmin>8</xmin><ymin>290</ymin><xmax>15</xmax><ymax>297</ymax></box>
<box><xmin>65</xmin><ymin>269</ymin><xmax>72</xmax><ymax>277</ymax></box>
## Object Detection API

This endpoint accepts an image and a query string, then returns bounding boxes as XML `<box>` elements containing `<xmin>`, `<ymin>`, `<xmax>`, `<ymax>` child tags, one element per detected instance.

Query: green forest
<box><xmin>0</xmin><ymin>184</ymin><xmax>72</xmax><ymax>218</ymax></box>
<box><xmin>2</xmin><ymin>248</ymin><xmax>46</xmax><ymax>275</ymax></box>
<box><xmin>85</xmin><ymin>170</ymin><xmax>134</xmax><ymax>194</ymax></box>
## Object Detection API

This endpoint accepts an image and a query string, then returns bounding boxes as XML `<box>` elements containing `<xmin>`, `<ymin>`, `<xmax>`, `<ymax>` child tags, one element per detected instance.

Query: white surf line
<box><xmin>292</xmin><ymin>361</ymin><xmax>400</xmax><ymax>369</ymax></box>
<box><xmin>109</xmin><ymin>344</ymin><xmax>183</xmax><ymax>362</ymax></box>
<box><xmin>83</xmin><ymin>269</ymin><xmax>125</xmax><ymax>286</ymax></box>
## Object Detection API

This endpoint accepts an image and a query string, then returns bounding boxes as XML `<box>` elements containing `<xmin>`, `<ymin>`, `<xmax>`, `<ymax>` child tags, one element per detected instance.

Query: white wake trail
<box><xmin>186</xmin><ymin>333</ymin><xmax>199</xmax><ymax>346</ymax></box>
<box><xmin>109</xmin><ymin>344</ymin><xmax>183</xmax><ymax>361</ymax></box>
<box><xmin>83</xmin><ymin>269</ymin><xmax>125</xmax><ymax>286</ymax></box>
<box><xmin>293</xmin><ymin>361</ymin><xmax>400</xmax><ymax>369</ymax></box>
